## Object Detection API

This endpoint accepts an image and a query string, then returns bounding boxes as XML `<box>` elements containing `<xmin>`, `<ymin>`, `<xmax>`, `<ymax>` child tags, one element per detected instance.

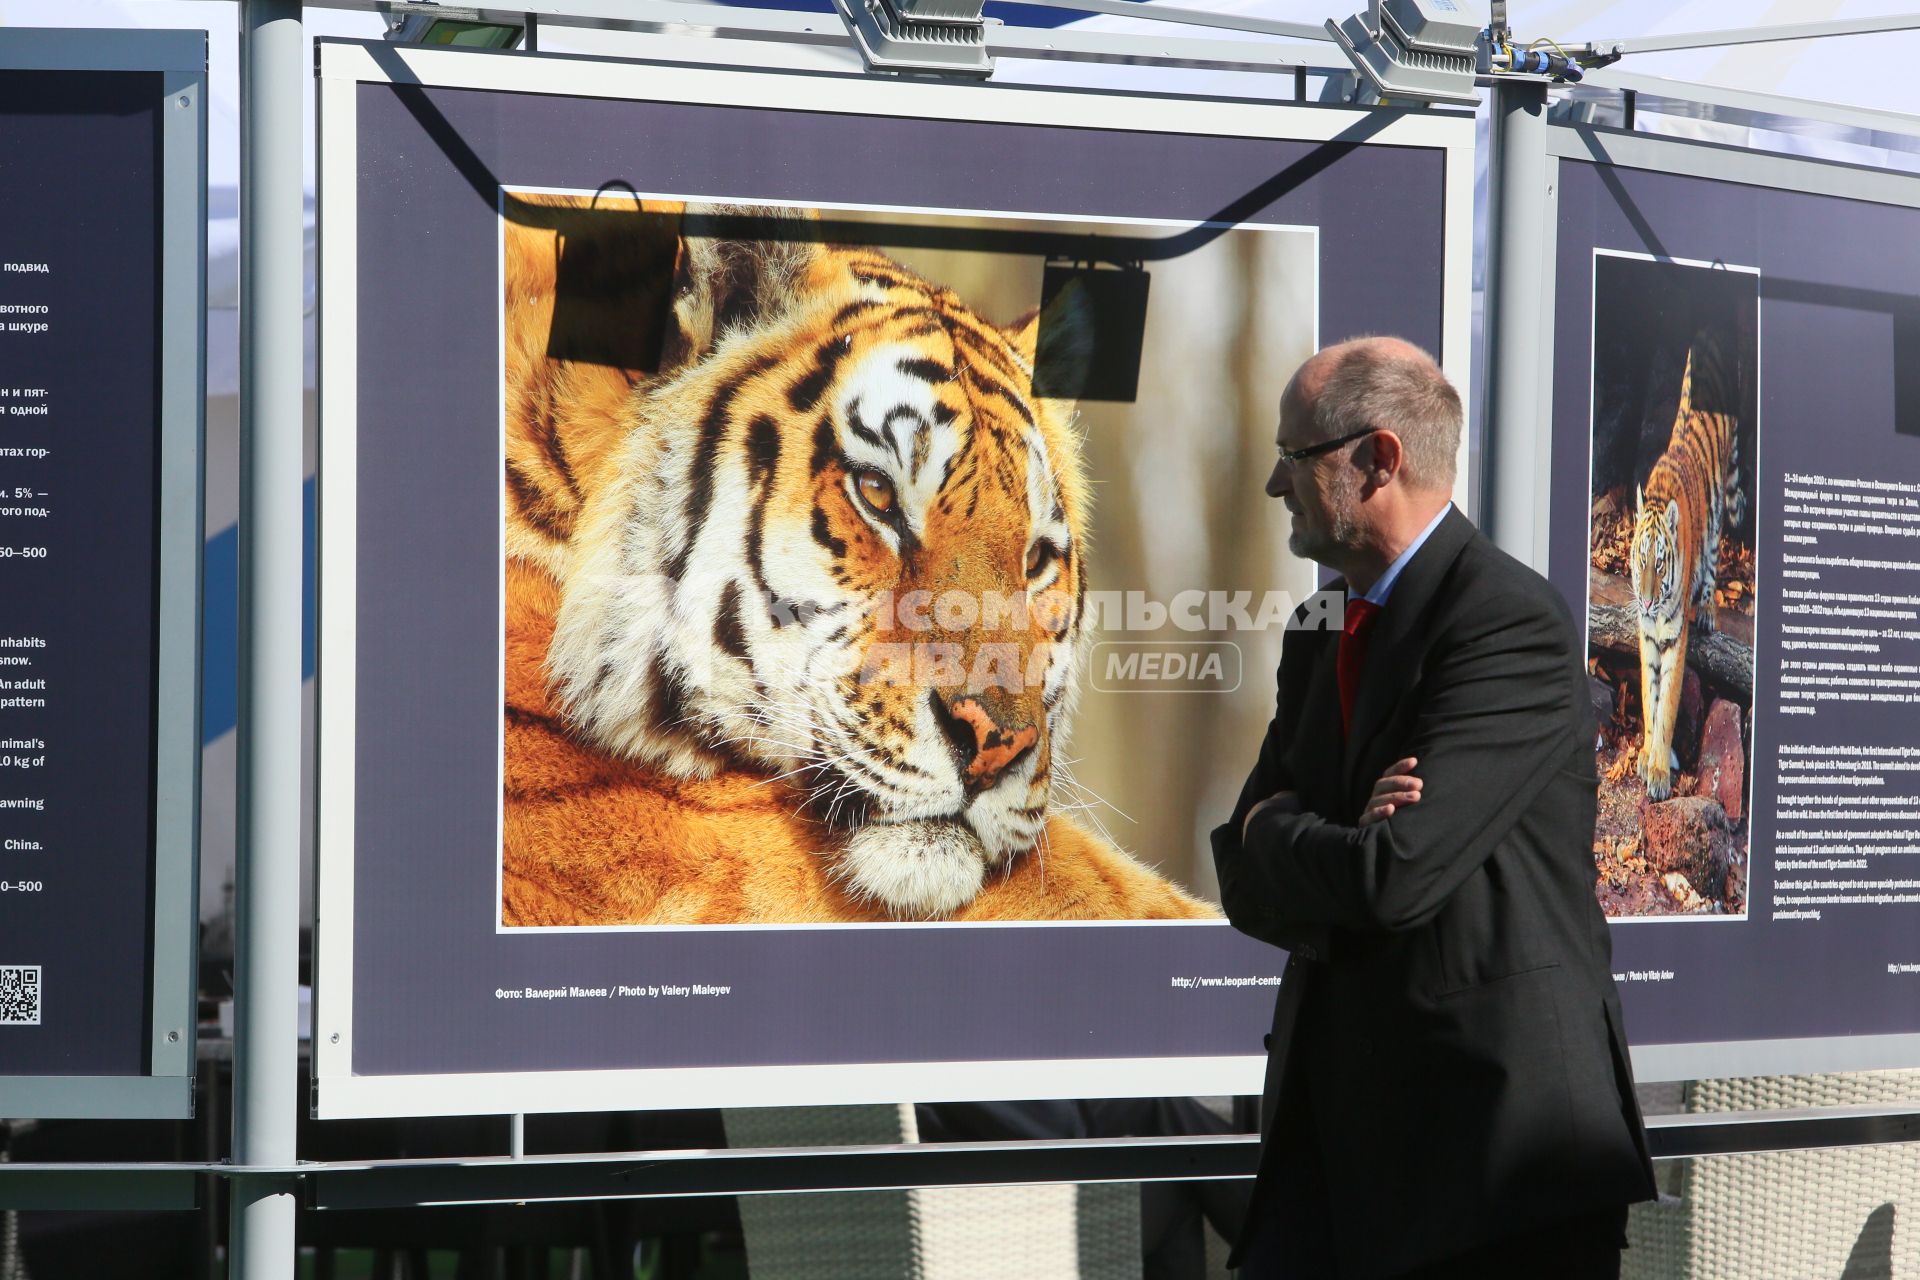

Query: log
<box><xmin>1588</xmin><ymin>601</ymin><xmax>1755</xmax><ymax>696</ymax></box>
<box><xmin>1589</xmin><ymin>568</ymin><xmax>1754</xmax><ymax>652</ymax></box>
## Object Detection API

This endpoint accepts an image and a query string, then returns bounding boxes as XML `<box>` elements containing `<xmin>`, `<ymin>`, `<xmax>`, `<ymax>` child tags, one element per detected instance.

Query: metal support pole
<box><xmin>1481</xmin><ymin>77</ymin><xmax>1550</xmax><ymax>569</ymax></box>
<box><xmin>231</xmin><ymin>2</ymin><xmax>305</xmax><ymax>1278</ymax></box>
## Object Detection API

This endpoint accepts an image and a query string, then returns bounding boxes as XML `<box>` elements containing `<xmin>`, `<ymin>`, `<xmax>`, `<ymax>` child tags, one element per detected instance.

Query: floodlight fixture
<box><xmin>383</xmin><ymin>12</ymin><xmax>527</xmax><ymax>51</ymax></box>
<box><xmin>1327</xmin><ymin>0</ymin><xmax>1489</xmax><ymax>107</ymax></box>
<box><xmin>834</xmin><ymin>0</ymin><xmax>994</xmax><ymax>77</ymax></box>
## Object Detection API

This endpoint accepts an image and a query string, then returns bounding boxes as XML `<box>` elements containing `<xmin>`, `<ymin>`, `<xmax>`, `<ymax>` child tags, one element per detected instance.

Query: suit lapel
<box><xmin>1341</xmin><ymin>507</ymin><xmax>1476</xmax><ymax>795</ymax></box>
<box><xmin>1290</xmin><ymin>634</ymin><xmax>1344</xmax><ymax>810</ymax></box>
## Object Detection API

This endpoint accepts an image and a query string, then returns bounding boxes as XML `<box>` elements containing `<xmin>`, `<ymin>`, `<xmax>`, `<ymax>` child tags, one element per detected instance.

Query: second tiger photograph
<box><xmin>1585</xmin><ymin>250</ymin><xmax>1760</xmax><ymax>921</ymax></box>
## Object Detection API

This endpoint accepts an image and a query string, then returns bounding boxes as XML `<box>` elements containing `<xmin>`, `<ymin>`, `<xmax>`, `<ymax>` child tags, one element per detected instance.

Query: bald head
<box><xmin>1283</xmin><ymin>336</ymin><xmax>1460</xmax><ymax>492</ymax></box>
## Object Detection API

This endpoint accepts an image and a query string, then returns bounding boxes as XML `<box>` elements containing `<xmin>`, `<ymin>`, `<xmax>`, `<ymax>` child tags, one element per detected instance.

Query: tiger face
<box><xmin>1630</xmin><ymin>489</ymin><xmax>1681</xmax><ymax>637</ymax></box>
<box><xmin>546</xmin><ymin>223</ymin><xmax>1093</xmax><ymax>918</ymax></box>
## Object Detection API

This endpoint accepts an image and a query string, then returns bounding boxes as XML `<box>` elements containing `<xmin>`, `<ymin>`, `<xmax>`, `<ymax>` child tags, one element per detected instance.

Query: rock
<box><xmin>1661</xmin><ymin>872</ymin><xmax>1707</xmax><ymax>912</ymax></box>
<box><xmin>1589</xmin><ymin>676</ymin><xmax>1615</xmax><ymax>742</ymax></box>
<box><xmin>1723</xmin><ymin>852</ymin><xmax>1747</xmax><ymax>915</ymax></box>
<box><xmin>1692</xmin><ymin>699</ymin><xmax>1746</xmax><ymax>821</ymax></box>
<box><xmin>1675</xmin><ymin>668</ymin><xmax>1705</xmax><ymax>772</ymax></box>
<box><xmin>1641</xmin><ymin>795</ymin><xmax>1733</xmax><ymax>903</ymax></box>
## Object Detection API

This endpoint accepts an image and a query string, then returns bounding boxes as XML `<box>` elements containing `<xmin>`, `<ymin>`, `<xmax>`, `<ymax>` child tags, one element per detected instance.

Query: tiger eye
<box><xmin>858</xmin><ymin>471</ymin><xmax>896</xmax><ymax>514</ymax></box>
<box><xmin>1025</xmin><ymin>541</ymin><xmax>1050</xmax><ymax>578</ymax></box>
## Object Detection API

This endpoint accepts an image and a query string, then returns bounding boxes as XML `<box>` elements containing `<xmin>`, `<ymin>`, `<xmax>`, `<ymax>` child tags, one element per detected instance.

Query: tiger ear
<box><xmin>1005</xmin><ymin>309</ymin><xmax>1043</xmax><ymax>372</ymax></box>
<box><xmin>660</xmin><ymin>205</ymin><xmax>825</xmax><ymax>374</ymax></box>
<box><xmin>1005</xmin><ymin>276</ymin><xmax>1097</xmax><ymax>404</ymax></box>
<box><xmin>1635</xmin><ymin>483</ymin><xmax>1644</xmax><ymax>514</ymax></box>
<box><xmin>1665</xmin><ymin>498</ymin><xmax>1680</xmax><ymax>533</ymax></box>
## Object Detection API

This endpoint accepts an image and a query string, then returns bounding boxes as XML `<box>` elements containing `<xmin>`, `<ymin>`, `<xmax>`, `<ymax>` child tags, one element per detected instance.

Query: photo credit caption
<box><xmin>495</xmin><ymin>982</ymin><xmax>733</xmax><ymax>1000</ymax></box>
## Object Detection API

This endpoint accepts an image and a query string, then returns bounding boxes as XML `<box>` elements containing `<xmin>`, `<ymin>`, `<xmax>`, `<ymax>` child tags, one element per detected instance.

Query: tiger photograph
<box><xmin>1585</xmin><ymin>251</ymin><xmax>1759</xmax><ymax>919</ymax></box>
<box><xmin>496</xmin><ymin>192</ymin><xmax>1318</xmax><ymax>927</ymax></box>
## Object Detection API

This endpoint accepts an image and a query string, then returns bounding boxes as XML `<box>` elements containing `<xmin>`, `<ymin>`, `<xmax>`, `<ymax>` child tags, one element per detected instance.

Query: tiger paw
<box><xmin>835</xmin><ymin>820</ymin><xmax>987</xmax><ymax>919</ymax></box>
<box><xmin>1639</xmin><ymin>745</ymin><xmax>1675</xmax><ymax>801</ymax></box>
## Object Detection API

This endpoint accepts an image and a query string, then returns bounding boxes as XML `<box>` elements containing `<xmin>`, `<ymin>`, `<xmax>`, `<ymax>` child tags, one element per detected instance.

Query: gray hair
<box><xmin>1313</xmin><ymin>341</ymin><xmax>1461</xmax><ymax>491</ymax></box>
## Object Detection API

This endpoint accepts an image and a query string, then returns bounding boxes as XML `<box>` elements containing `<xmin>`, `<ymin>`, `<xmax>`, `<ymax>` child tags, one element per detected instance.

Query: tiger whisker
<box><xmin>750</xmin><ymin>762</ymin><xmax>835</xmax><ymax>790</ymax></box>
<box><xmin>1049</xmin><ymin>767</ymin><xmax>1127</xmax><ymax>852</ymax></box>
<box><xmin>1049</xmin><ymin>761</ymin><xmax>1136</xmax><ymax>826</ymax></box>
<box><xmin>754</xmin><ymin>749</ymin><xmax>865</xmax><ymax>790</ymax></box>
<box><xmin>703</xmin><ymin>731</ymin><xmax>814</xmax><ymax>756</ymax></box>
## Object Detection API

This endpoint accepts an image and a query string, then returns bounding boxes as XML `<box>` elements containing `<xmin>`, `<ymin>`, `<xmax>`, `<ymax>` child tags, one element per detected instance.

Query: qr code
<box><xmin>0</xmin><ymin>965</ymin><xmax>40</xmax><ymax>1025</ymax></box>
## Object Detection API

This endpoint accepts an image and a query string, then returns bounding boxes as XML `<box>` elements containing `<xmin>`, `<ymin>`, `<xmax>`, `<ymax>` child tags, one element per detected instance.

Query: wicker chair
<box><xmin>722</xmin><ymin>1105</ymin><xmax>1141</xmax><ymax>1279</ymax></box>
<box><xmin>1624</xmin><ymin>1070</ymin><xmax>1920</xmax><ymax>1280</ymax></box>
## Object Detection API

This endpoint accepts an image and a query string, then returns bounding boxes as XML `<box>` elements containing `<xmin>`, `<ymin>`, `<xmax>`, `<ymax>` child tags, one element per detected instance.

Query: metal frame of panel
<box><xmin>1539</xmin><ymin>120</ymin><xmax>1920</xmax><ymax>1084</ymax></box>
<box><xmin>0</xmin><ymin>26</ymin><xmax>205</xmax><ymax>1123</ymax></box>
<box><xmin>311</xmin><ymin>34</ymin><xmax>1477</xmax><ymax>1121</ymax></box>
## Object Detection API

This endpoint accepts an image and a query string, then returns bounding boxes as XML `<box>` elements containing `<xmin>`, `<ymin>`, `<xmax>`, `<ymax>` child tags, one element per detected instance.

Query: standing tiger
<box><xmin>501</xmin><ymin>197</ymin><xmax>1216</xmax><ymax>924</ymax></box>
<box><xmin>1629</xmin><ymin>337</ymin><xmax>1745</xmax><ymax>800</ymax></box>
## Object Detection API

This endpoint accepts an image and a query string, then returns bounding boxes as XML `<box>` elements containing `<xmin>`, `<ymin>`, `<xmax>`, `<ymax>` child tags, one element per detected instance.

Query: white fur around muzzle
<box><xmin>837</xmin><ymin>820</ymin><xmax>989</xmax><ymax>918</ymax></box>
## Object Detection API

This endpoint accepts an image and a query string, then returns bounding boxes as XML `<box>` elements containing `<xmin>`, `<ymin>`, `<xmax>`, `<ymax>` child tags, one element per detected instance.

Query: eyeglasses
<box><xmin>1274</xmin><ymin>427</ymin><xmax>1376</xmax><ymax>466</ymax></box>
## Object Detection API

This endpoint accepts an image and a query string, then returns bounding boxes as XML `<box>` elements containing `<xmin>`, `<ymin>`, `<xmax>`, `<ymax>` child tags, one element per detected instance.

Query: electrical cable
<box><xmin>1493</xmin><ymin>37</ymin><xmax>1585</xmax><ymax>83</ymax></box>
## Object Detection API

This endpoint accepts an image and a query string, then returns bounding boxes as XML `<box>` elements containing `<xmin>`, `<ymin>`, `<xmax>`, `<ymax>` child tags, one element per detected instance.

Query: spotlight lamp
<box><xmin>383</xmin><ymin>12</ymin><xmax>526</xmax><ymax>50</ymax></box>
<box><xmin>835</xmin><ymin>0</ymin><xmax>994</xmax><ymax>77</ymax></box>
<box><xmin>1328</xmin><ymin>0</ymin><xmax>1489</xmax><ymax>107</ymax></box>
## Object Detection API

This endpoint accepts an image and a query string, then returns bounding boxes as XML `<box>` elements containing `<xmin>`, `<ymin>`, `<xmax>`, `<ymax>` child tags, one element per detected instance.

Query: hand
<box><xmin>1242</xmin><ymin>791</ymin><xmax>1301</xmax><ymax>841</ymax></box>
<box><xmin>1359</xmin><ymin>757</ymin><xmax>1421</xmax><ymax>827</ymax></box>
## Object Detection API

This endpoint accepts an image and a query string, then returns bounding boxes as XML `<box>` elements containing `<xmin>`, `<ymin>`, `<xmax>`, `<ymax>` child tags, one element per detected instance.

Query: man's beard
<box><xmin>1286</xmin><ymin>473</ymin><xmax>1361</xmax><ymax>564</ymax></box>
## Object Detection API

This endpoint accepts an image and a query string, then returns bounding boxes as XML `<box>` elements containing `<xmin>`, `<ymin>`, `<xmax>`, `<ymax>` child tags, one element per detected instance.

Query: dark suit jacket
<box><xmin>1211</xmin><ymin>507</ymin><xmax>1656</xmax><ymax>1279</ymax></box>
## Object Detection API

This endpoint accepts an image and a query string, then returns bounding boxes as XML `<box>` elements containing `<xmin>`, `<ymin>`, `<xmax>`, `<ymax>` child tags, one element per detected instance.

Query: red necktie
<box><xmin>1337</xmin><ymin>597</ymin><xmax>1382</xmax><ymax>736</ymax></box>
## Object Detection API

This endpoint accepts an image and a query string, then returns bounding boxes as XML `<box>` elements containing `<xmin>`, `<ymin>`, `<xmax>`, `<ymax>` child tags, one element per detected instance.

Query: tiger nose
<box><xmin>931</xmin><ymin>694</ymin><xmax>1037</xmax><ymax>791</ymax></box>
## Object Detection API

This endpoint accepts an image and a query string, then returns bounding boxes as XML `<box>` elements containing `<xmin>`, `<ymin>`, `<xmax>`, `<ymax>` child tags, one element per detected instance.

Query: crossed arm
<box><xmin>1214</xmin><ymin>601</ymin><xmax>1575</xmax><ymax>941</ymax></box>
<box><xmin>1242</xmin><ymin>758</ymin><xmax>1423</xmax><ymax>838</ymax></box>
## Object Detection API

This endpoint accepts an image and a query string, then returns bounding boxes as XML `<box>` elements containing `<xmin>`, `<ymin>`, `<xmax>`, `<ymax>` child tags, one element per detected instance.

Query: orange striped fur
<box><xmin>1629</xmin><ymin>338</ymin><xmax>1745</xmax><ymax>800</ymax></box>
<box><xmin>501</xmin><ymin>197</ymin><xmax>1216</xmax><ymax>923</ymax></box>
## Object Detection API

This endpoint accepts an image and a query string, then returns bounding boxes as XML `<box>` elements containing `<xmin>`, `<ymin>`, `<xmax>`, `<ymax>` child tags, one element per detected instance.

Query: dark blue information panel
<box><xmin>1548</xmin><ymin>138</ymin><xmax>1920</xmax><ymax>1079</ymax></box>
<box><xmin>0</xmin><ymin>71</ymin><xmax>165</xmax><ymax>1079</ymax></box>
<box><xmin>315</xmin><ymin>44</ymin><xmax>1475</xmax><ymax>1117</ymax></box>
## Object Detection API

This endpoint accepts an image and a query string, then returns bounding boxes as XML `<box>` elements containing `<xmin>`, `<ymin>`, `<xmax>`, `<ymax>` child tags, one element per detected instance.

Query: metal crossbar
<box><xmin>7</xmin><ymin>1110</ymin><xmax>1920</xmax><ymax>1212</ymax></box>
<box><xmin>1579</xmin><ymin>13</ymin><xmax>1920</xmax><ymax>58</ymax></box>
